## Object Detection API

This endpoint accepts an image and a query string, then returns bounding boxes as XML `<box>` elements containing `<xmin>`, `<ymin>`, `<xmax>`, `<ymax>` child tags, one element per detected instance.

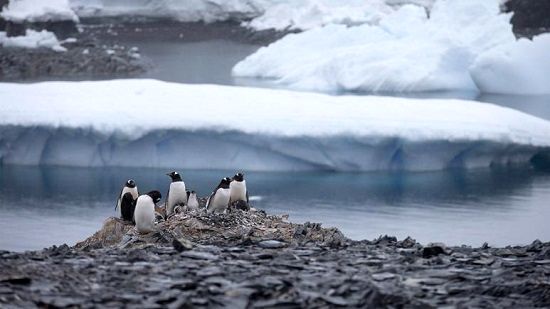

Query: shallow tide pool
<box><xmin>1</xmin><ymin>165</ymin><xmax>549</xmax><ymax>251</ymax></box>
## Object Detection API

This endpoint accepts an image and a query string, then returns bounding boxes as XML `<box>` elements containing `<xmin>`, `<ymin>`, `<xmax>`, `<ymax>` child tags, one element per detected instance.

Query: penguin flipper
<box><xmin>115</xmin><ymin>187</ymin><xmax>124</xmax><ymax>210</ymax></box>
<box><xmin>246</xmin><ymin>190</ymin><xmax>249</xmax><ymax>204</ymax></box>
<box><xmin>206</xmin><ymin>191</ymin><xmax>215</xmax><ymax>211</ymax></box>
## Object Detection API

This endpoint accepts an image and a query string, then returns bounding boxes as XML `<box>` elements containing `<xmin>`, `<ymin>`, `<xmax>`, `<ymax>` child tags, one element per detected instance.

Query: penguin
<box><xmin>187</xmin><ymin>190</ymin><xmax>200</xmax><ymax>211</ymax></box>
<box><xmin>115</xmin><ymin>179</ymin><xmax>138</xmax><ymax>218</ymax></box>
<box><xmin>206</xmin><ymin>177</ymin><xmax>231</xmax><ymax>214</ymax></box>
<box><xmin>134</xmin><ymin>190</ymin><xmax>162</xmax><ymax>234</ymax></box>
<box><xmin>230</xmin><ymin>172</ymin><xmax>249</xmax><ymax>205</ymax></box>
<box><xmin>165</xmin><ymin>171</ymin><xmax>187</xmax><ymax>217</ymax></box>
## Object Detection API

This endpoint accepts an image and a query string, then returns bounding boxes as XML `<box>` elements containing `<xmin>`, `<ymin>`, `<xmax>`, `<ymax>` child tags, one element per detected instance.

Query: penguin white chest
<box><xmin>124</xmin><ymin>187</ymin><xmax>139</xmax><ymax>200</ymax></box>
<box><xmin>208</xmin><ymin>188</ymin><xmax>230</xmax><ymax>214</ymax></box>
<box><xmin>167</xmin><ymin>182</ymin><xmax>187</xmax><ymax>215</ymax></box>
<box><xmin>134</xmin><ymin>195</ymin><xmax>155</xmax><ymax>233</ymax></box>
<box><xmin>230</xmin><ymin>180</ymin><xmax>247</xmax><ymax>203</ymax></box>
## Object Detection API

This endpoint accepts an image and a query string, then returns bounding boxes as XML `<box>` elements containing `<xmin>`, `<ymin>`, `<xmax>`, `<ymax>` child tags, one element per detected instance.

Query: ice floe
<box><xmin>0</xmin><ymin>79</ymin><xmax>549</xmax><ymax>171</ymax></box>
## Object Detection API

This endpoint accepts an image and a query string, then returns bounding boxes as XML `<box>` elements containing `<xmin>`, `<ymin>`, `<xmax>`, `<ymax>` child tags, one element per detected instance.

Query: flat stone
<box><xmin>180</xmin><ymin>251</ymin><xmax>217</xmax><ymax>260</ymax></box>
<box><xmin>259</xmin><ymin>240</ymin><xmax>286</xmax><ymax>249</ymax></box>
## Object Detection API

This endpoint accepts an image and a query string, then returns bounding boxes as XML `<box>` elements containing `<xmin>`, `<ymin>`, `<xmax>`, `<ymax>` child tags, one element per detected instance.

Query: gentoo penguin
<box><xmin>187</xmin><ymin>190</ymin><xmax>200</xmax><ymax>211</ymax></box>
<box><xmin>206</xmin><ymin>177</ymin><xmax>231</xmax><ymax>214</ymax></box>
<box><xmin>116</xmin><ymin>179</ymin><xmax>138</xmax><ymax>218</ymax></box>
<box><xmin>230</xmin><ymin>172</ymin><xmax>249</xmax><ymax>205</ymax></box>
<box><xmin>134</xmin><ymin>190</ymin><xmax>162</xmax><ymax>234</ymax></box>
<box><xmin>165</xmin><ymin>171</ymin><xmax>187</xmax><ymax>217</ymax></box>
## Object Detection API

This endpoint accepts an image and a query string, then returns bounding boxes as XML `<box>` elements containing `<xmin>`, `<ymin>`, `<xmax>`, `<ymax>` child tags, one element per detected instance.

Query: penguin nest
<box><xmin>75</xmin><ymin>209</ymin><xmax>348</xmax><ymax>251</ymax></box>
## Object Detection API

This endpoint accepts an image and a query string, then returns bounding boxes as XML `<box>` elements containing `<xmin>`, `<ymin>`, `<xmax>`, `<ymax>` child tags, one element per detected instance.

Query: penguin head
<box><xmin>219</xmin><ymin>177</ymin><xmax>232</xmax><ymax>189</ymax></box>
<box><xmin>232</xmin><ymin>172</ymin><xmax>244</xmax><ymax>182</ymax></box>
<box><xmin>126</xmin><ymin>179</ymin><xmax>136</xmax><ymax>188</ymax></box>
<box><xmin>166</xmin><ymin>171</ymin><xmax>182</xmax><ymax>182</ymax></box>
<box><xmin>147</xmin><ymin>190</ymin><xmax>162</xmax><ymax>204</ymax></box>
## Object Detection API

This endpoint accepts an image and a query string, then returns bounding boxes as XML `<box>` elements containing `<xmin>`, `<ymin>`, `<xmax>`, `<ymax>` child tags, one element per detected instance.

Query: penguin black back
<box><xmin>120</xmin><ymin>192</ymin><xmax>136</xmax><ymax>223</ymax></box>
<box><xmin>167</xmin><ymin>171</ymin><xmax>182</xmax><ymax>182</ymax></box>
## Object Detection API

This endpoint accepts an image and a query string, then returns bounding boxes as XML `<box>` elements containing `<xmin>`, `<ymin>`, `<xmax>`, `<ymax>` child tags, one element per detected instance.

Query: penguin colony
<box><xmin>115</xmin><ymin>172</ymin><xmax>249</xmax><ymax>234</ymax></box>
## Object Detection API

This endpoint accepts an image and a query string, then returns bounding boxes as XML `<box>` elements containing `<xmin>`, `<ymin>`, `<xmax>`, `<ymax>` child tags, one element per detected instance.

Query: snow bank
<box><xmin>0</xmin><ymin>30</ymin><xmax>67</xmax><ymax>52</ymax></box>
<box><xmin>1</xmin><ymin>0</ymin><xmax>79</xmax><ymax>23</ymax></box>
<box><xmin>233</xmin><ymin>0</ymin><xmax>550</xmax><ymax>95</ymax></box>
<box><xmin>0</xmin><ymin>79</ymin><xmax>549</xmax><ymax>171</ymax></box>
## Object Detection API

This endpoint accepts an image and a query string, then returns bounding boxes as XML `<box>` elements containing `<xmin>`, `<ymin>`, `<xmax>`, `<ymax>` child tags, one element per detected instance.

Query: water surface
<box><xmin>1</xmin><ymin>166</ymin><xmax>549</xmax><ymax>251</ymax></box>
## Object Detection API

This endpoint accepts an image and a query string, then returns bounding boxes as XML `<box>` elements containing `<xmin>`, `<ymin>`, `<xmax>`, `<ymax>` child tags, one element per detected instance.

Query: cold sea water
<box><xmin>2</xmin><ymin>33</ymin><xmax>550</xmax><ymax>252</ymax></box>
<box><xmin>1</xmin><ymin>166</ymin><xmax>550</xmax><ymax>251</ymax></box>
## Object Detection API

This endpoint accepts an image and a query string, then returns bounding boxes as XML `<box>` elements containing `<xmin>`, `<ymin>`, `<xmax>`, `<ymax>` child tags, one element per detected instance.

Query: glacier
<box><xmin>0</xmin><ymin>79</ymin><xmax>550</xmax><ymax>171</ymax></box>
<box><xmin>233</xmin><ymin>0</ymin><xmax>550</xmax><ymax>95</ymax></box>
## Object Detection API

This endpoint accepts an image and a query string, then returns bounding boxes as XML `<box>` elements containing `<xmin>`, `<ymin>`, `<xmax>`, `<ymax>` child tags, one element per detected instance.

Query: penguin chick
<box><xmin>116</xmin><ymin>179</ymin><xmax>138</xmax><ymax>217</ymax></box>
<box><xmin>187</xmin><ymin>190</ymin><xmax>200</xmax><ymax>211</ymax></box>
<box><xmin>230</xmin><ymin>172</ymin><xmax>249</xmax><ymax>205</ymax></box>
<box><xmin>165</xmin><ymin>171</ymin><xmax>187</xmax><ymax>217</ymax></box>
<box><xmin>206</xmin><ymin>177</ymin><xmax>231</xmax><ymax>214</ymax></box>
<box><xmin>135</xmin><ymin>190</ymin><xmax>161</xmax><ymax>234</ymax></box>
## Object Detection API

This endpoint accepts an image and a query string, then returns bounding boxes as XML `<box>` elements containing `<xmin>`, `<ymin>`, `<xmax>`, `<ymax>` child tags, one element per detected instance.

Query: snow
<box><xmin>0</xmin><ymin>30</ymin><xmax>67</xmax><ymax>52</ymax></box>
<box><xmin>0</xmin><ymin>79</ymin><xmax>549</xmax><ymax>171</ymax></box>
<box><xmin>244</xmin><ymin>0</ymin><xmax>393</xmax><ymax>31</ymax></box>
<box><xmin>233</xmin><ymin>0</ymin><xmax>550</xmax><ymax>95</ymax></box>
<box><xmin>1</xmin><ymin>0</ymin><xmax>79</xmax><ymax>23</ymax></box>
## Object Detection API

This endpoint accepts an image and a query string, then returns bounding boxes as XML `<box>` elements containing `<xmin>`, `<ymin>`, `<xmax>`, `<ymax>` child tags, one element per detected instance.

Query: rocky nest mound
<box><xmin>76</xmin><ymin>209</ymin><xmax>348</xmax><ymax>251</ymax></box>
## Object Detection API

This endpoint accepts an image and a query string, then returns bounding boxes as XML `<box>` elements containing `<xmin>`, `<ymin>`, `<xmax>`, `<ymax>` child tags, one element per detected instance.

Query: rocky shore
<box><xmin>1</xmin><ymin>210</ymin><xmax>550</xmax><ymax>308</ymax></box>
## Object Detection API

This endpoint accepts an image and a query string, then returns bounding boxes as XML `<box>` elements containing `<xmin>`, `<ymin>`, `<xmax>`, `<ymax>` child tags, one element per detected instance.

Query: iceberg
<box><xmin>233</xmin><ymin>0</ymin><xmax>550</xmax><ymax>95</ymax></box>
<box><xmin>1</xmin><ymin>0</ymin><xmax>79</xmax><ymax>23</ymax></box>
<box><xmin>0</xmin><ymin>79</ymin><xmax>549</xmax><ymax>171</ymax></box>
<box><xmin>243</xmin><ymin>0</ymin><xmax>393</xmax><ymax>31</ymax></box>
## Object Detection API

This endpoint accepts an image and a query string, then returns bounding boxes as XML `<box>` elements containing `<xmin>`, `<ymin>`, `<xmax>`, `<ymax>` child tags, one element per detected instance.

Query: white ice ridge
<box><xmin>0</xmin><ymin>30</ymin><xmax>67</xmax><ymax>52</ymax></box>
<box><xmin>67</xmin><ymin>0</ymin><xmax>433</xmax><ymax>30</ymax></box>
<box><xmin>233</xmin><ymin>0</ymin><xmax>550</xmax><ymax>95</ymax></box>
<box><xmin>1</xmin><ymin>0</ymin><xmax>79</xmax><ymax>23</ymax></box>
<box><xmin>0</xmin><ymin>79</ymin><xmax>549</xmax><ymax>171</ymax></box>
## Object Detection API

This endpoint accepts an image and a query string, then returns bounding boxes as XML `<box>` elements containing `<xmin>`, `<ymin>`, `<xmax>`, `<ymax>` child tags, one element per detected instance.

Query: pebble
<box><xmin>0</xmin><ymin>212</ymin><xmax>548</xmax><ymax>307</ymax></box>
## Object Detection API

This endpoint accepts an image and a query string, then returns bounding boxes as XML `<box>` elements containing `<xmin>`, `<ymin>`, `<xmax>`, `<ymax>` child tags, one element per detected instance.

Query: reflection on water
<box><xmin>1</xmin><ymin>166</ymin><xmax>550</xmax><ymax>251</ymax></box>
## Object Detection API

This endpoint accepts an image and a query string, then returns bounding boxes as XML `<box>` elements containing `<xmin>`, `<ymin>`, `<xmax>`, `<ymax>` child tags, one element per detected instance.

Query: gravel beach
<box><xmin>1</xmin><ymin>210</ymin><xmax>549</xmax><ymax>308</ymax></box>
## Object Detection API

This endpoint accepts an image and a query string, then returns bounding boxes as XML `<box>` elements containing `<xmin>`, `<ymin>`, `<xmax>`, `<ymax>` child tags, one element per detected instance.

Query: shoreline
<box><xmin>1</xmin><ymin>210</ymin><xmax>549</xmax><ymax>307</ymax></box>
<box><xmin>0</xmin><ymin>20</ymin><xmax>286</xmax><ymax>82</ymax></box>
